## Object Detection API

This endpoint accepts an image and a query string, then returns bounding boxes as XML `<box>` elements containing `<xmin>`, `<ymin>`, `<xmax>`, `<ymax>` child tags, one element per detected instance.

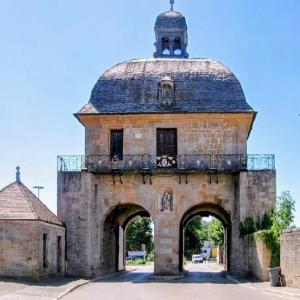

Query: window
<box><xmin>174</xmin><ymin>37</ymin><xmax>181</xmax><ymax>50</ymax></box>
<box><xmin>157</xmin><ymin>129</ymin><xmax>177</xmax><ymax>168</ymax></box>
<box><xmin>43</xmin><ymin>233</ymin><xmax>48</xmax><ymax>269</ymax></box>
<box><xmin>110</xmin><ymin>130</ymin><xmax>123</xmax><ymax>160</ymax></box>
<box><xmin>161</xmin><ymin>37</ymin><xmax>170</xmax><ymax>55</ymax></box>
<box><xmin>174</xmin><ymin>49</ymin><xmax>182</xmax><ymax>56</ymax></box>
<box><xmin>57</xmin><ymin>236</ymin><xmax>62</xmax><ymax>273</ymax></box>
<box><xmin>163</xmin><ymin>48</ymin><xmax>171</xmax><ymax>55</ymax></box>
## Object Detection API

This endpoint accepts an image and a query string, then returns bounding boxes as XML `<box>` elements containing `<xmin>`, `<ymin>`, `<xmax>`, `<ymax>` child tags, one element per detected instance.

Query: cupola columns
<box><xmin>154</xmin><ymin>7</ymin><xmax>189</xmax><ymax>58</ymax></box>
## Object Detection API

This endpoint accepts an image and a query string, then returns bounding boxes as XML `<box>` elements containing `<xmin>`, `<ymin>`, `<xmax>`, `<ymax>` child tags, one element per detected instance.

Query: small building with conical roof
<box><xmin>0</xmin><ymin>168</ymin><xmax>65</xmax><ymax>279</ymax></box>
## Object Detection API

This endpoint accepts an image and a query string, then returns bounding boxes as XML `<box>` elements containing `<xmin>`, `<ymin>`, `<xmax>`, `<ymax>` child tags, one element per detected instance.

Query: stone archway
<box><xmin>179</xmin><ymin>203</ymin><xmax>232</xmax><ymax>273</ymax></box>
<box><xmin>101</xmin><ymin>203</ymin><xmax>151</xmax><ymax>275</ymax></box>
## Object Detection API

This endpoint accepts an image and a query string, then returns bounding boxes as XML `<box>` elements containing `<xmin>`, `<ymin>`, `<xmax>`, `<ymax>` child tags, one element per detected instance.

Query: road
<box><xmin>62</xmin><ymin>264</ymin><xmax>293</xmax><ymax>300</ymax></box>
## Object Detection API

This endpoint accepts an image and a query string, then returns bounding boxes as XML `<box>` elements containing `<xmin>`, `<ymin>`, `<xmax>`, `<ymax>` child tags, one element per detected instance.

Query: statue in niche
<box><xmin>161</xmin><ymin>190</ymin><xmax>173</xmax><ymax>212</ymax></box>
<box><xmin>158</xmin><ymin>77</ymin><xmax>175</xmax><ymax>107</ymax></box>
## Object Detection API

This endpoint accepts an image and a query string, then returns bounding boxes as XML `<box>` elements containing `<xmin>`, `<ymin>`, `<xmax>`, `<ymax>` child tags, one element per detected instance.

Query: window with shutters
<box><xmin>110</xmin><ymin>130</ymin><xmax>123</xmax><ymax>160</ymax></box>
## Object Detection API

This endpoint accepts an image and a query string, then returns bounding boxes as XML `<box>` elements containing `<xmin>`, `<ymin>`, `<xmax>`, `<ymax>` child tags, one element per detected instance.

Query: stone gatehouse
<box><xmin>57</xmin><ymin>5</ymin><xmax>276</xmax><ymax>277</ymax></box>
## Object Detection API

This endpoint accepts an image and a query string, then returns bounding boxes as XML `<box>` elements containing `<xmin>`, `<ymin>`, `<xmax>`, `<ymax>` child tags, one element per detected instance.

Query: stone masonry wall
<box><xmin>281</xmin><ymin>228</ymin><xmax>300</xmax><ymax>287</ymax></box>
<box><xmin>239</xmin><ymin>170</ymin><xmax>276</xmax><ymax>220</ymax></box>
<box><xmin>83</xmin><ymin>113</ymin><xmax>252</xmax><ymax>156</ymax></box>
<box><xmin>241</xmin><ymin>235</ymin><xmax>271</xmax><ymax>281</ymax></box>
<box><xmin>234</xmin><ymin>170</ymin><xmax>276</xmax><ymax>273</ymax></box>
<box><xmin>57</xmin><ymin>171</ymin><xmax>95</xmax><ymax>277</ymax></box>
<box><xmin>0</xmin><ymin>220</ymin><xmax>65</xmax><ymax>279</ymax></box>
<box><xmin>58</xmin><ymin>168</ymin><xmax>275</xmax><ymax>277</ymax></box>
<box><xmin>58</xmin><ymin>112</ymin><xmax>275</xmax><ymax>277</ymax></box>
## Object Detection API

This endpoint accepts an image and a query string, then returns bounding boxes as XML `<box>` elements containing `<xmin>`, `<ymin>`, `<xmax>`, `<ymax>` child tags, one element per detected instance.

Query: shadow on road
<box><xmin>93</xmin><ymin>264</ymin><xmax>239</xmax><ymax>285</ymax></box>
<box><xmin>0</xmin><ymin>276</ymin><xmax>84</xmax><ymax>287</ymax></box>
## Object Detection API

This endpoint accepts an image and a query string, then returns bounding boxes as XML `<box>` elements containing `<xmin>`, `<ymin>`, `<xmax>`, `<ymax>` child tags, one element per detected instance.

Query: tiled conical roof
<box><xmin>0</xmin><ymin>181</ymin><xmax>63</xmax><ymax>226</ymax></box>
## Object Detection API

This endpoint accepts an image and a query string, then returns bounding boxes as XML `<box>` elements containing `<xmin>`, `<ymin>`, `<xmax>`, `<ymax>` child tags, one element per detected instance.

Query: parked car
<box><xmin>192</xmin><ymin>255</ymin><xmax>204</xmax><ymax>263</ymax></box>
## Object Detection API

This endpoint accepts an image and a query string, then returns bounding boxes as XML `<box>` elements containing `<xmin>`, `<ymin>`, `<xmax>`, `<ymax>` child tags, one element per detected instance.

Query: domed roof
<box><xmin>155</xmin><ymin>11</ymin><xmax>187</xmax><ymax>29</ymax></box>
<box><xmin>77</xmin><ymin>58</ymin><xmax>254</xmax><ymax>115</ymax></box>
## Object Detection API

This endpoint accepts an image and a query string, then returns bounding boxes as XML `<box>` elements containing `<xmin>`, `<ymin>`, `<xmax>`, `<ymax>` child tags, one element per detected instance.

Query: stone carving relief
<box><xmin>160</xmin><ymin>189</ymin><xmax>174</xmax><ymax>212</ymax></box>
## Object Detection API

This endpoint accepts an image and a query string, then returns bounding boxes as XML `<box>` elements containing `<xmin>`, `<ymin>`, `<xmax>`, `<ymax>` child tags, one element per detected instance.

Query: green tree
<box><xmin>184</xmin><ymin>216</ymin><xmax>208</xmax><ymax>257</ymax></box>
<box><xmin>272</xmin><ymin>191</ymin><xmax>295</xmax><ymax>235</ymax></box>
<box><xmin>256</xmin><ymin>190</ymin><xmax>295</xmax><ymax>267</ymax></box>
<box><xmin>126</xmin><ymin>217</ymin><xmax>154</xmax><ymax>254</ymax></box>
<box><xmin>208</xmin><ymin>219</ymin><xmax>224</xmax><ymax>246</ymax></box>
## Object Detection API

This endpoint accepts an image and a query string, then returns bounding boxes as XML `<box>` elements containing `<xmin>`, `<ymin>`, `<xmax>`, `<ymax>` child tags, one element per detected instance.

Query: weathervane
<box><xmin>170</xmin><ymin>0</ymin><xmax>175</xmax><ymax>11</ymax></box>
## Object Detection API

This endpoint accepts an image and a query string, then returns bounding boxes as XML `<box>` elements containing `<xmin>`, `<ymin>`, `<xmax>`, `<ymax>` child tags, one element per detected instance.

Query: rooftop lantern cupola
<box><xmin>154</xmin><ymin>0</ymin><xmax>189</xmax><ymax>59</ymax></box>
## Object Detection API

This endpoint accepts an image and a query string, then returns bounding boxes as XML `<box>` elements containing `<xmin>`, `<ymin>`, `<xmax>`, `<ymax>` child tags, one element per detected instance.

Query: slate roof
<box><xmin>0</xmin><ymin>181</ymin><xmax>63</xmax><ymax>226</ymax></box>
<box><xmin>155</xmin><ymin>11</ymin><xmax>187</xmax><ymax>29</ymax></box>
<box><xmin>77</xmin><ymin>58</ymin><xmax>255</xmax><ymax>116</ymax></box>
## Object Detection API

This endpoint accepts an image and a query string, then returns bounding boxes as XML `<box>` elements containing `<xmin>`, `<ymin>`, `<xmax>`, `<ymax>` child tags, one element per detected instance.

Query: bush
<box><xmin>126</xmin><ymin>258</ymin><xmax>150</xmax><ymax>266</ymax></box>
<box><xmin>255</xmin><ymin>230</ymin><xmax>280</xmax><ymax>268</ymax></box>
<box><xmin>240</xmin><ymin>217</ymin><xmax>256</xmax><ymax>236</ymax></box>
<box><xmin>240</xmin><ymin>191</ymin><xmax>295</xmax><ymax>267</ymax></box>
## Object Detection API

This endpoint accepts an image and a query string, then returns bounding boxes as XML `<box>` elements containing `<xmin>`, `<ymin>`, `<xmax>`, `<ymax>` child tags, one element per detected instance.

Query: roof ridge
<box><xmin>18</xmin><ymin>183</ymin><xmax>40</xmax><ymax>220</ymax></box>
<box><xmin>19</xmin><ymin>183</ymin><xmax>60</xmax><ymax>221</ymax></box>
<box><xmin>0</xmin><ymin>181</ymin><xmax>63</xmax><ymax>226</ymax></box>
<box><xmin>0</xmin><ymin>181</ymin><xmax>18</xmax><ymax>193</ymax></box>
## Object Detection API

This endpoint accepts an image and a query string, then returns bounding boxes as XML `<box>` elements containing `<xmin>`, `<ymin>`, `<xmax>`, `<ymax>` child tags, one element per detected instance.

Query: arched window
<box><xmin>174</xmin><ymin>37</ymin><xmax>182</xmax><ymax>56</ymax></box>
<box><xmin>161</xmin><ymin>37</ymin><xmax>170</xmax><ymax>55</ymax></box>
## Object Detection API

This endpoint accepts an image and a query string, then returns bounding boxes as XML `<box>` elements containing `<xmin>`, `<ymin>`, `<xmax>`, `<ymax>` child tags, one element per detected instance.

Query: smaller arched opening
<box><xmin>173</xmin><ymin>37</ymin><xmax>182</xmax><ymax>56</ymax></box>
<box><xmin>179</xmin><ymin>204</ymin><xmax>231</xmax><ymax>274</ymax></box>
<box><xmin>161</xmin><ymin>37</ymin><xmax>170</xmax><ymax>55</ymax></box>
<box><xmin>102</xmin><ymin>204</ymin><xmax>154</xmax><ymax>275</ymax></box>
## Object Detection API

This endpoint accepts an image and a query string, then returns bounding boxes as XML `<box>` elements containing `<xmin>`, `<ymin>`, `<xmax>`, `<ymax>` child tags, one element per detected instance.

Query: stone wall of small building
<box><xmin>280</xmin><ymin>228</ymin><xmax>300</xmax><ymax>288</ymax></box>
<box><xmin>0</xmin><ymin>220</ymin><xmax>65</xmax><ymax>279</ymax></box>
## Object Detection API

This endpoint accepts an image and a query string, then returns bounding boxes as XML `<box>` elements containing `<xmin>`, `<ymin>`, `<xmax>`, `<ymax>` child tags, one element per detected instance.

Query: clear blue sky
<box><xmin>0</xmin><ymin>0</ymin><xmax>299</xmax><ymax>226</ymax></box>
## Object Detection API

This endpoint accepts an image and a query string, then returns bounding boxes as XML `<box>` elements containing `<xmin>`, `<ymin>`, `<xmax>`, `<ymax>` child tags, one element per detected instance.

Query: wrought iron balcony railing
<box><xmin>57</xmin><ymin>154</ymin><xmax>275</xmax><ymax>173</ymax></box>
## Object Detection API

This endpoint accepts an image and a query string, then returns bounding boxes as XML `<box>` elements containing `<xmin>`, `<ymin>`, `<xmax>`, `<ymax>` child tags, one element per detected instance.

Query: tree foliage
<box><xmin>241</xmin><ymin>190</ymin><xmax>295</xmax><ymax>267</ymax></box>
<box><xmin>272</xmin><ymin>191</ymin><xmax>295</xmax><ymax>236</ymax></box>
<box><xmin>184</xmin><ymin>216</ymin><xmax>208</xmax><ymax>256</ymax></box>
<box><xmin>208</xmin><ymin>219</ymin><xmax>224</xmax><ymax>246</ymax></box>
<box><xmin>184</xmin><ymin>216</ymin><xmax>224</xmax><ymax>258</ymax></box>
<box><xmin>125</xmin><ymin>217</ymin><xmax>154</xmax><ymax>253</ymax></box>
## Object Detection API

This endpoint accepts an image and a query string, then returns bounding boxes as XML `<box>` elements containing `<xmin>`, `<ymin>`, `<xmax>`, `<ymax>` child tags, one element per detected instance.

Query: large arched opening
<box><xmin>179</xmin><ymin>203</ymin><xmax>231</xmax><ymax>273</ymax></box>
<box><xmin>102</xmin><ymin>204</ymin><xmax>153</xmax><ymax>275</ymax></box>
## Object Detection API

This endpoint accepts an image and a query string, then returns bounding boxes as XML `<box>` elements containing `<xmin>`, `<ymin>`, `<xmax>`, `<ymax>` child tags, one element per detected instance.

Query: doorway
<box><xmin>157</xmin><ymin>128</ymin><xmax>177</xmax><ymax>168</ymax></box>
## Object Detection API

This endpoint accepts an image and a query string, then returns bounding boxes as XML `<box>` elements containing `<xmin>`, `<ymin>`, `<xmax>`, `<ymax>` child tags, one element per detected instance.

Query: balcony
<box><xmin>57</xmin><ymin>154</ymin><xmax>275</xmax><ymax>174</ymax></box>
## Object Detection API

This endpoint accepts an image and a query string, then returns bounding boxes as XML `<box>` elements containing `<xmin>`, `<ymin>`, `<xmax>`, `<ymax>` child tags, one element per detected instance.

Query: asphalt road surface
<box><xmin>62</xmin><ymin>264</ymin><xmax>290</xmax><ymax>300</ymax></box>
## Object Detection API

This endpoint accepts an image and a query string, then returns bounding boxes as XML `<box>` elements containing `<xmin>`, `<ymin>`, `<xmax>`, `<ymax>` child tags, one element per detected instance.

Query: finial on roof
<box><xmin>170</xmin><ymin>0</ymin><xmax>175</xmax><ymax>11</ymax></box>
<box><xmin>16</xmin><ymin>166</ymin><xmax>21</xmax><ymax>183</ymax></box>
